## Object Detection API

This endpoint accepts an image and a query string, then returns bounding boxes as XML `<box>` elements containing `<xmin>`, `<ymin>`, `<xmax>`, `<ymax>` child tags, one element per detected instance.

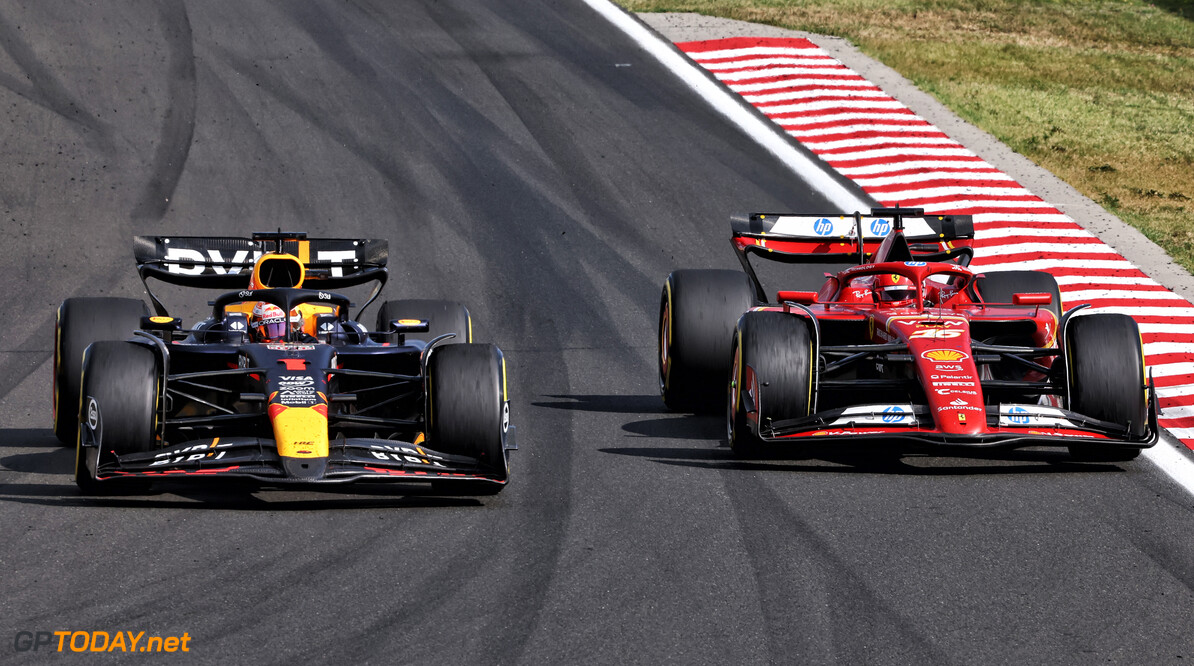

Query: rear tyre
<box><xmin>54</xmin><ymin>297</ymin><xmax>149</xmax><ymax>445</ymax></box>
<box><xmin>427</xmin><ymin>343</ymin><xmax>508</xmax><ymax>484</ymax></box>
<box><xmin>1065</xmin><ymin>314</ymin><xmax>1147</xmax><ymax>462</ymax></box>
<box><xmin>972</xmin><ymin>270</ymin><xmax>1062</xmax><ymax>322</ymax></box>
<box><xmin>659</xmin><ymin>270</ymin><xmax>755</xmax><ymax>413</ymax></box>
<box><xmin>728</xmin><ymin>312</ymin><xmax>814</xmax><ymax>458</ymax></box>
<box><xmin>75</xmin><ymin>341</ymin><xmax>160</xmax><ymax>494</ymax></box>
<box><xmin>377</xmin><ymin>299</ymin><xmax>471</xmax><ymax>345</ymax></box>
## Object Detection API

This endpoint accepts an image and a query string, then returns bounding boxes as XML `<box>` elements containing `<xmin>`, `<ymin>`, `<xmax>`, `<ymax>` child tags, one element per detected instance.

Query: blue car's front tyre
<box><xmin>75</xmin><ymin>341</ymin><xmax>160</xmax><ymax>494</ymax></box>
<box><xmin>54</xmin><ymin>297</ymin><xmax>149</xmax><ymax>446</ymax></box>
<box><xmin>427</xmin><ymin>343</ymin><xmax>508</xmax><ymax>483</ymax></box>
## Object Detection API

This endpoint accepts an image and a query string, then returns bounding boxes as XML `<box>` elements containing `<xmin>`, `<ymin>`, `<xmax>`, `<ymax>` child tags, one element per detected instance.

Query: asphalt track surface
<box><xmin>1</xmin><ymin>2</ymin><xmax>1191</xmax><ymax>663</ymax></box>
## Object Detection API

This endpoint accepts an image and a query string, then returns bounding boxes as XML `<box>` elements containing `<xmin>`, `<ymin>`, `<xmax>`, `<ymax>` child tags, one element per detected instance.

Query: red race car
<box><xmin>659</xmin><ymin>207</ymin><xmax>1158</xmax><ymax>461</ymax></box>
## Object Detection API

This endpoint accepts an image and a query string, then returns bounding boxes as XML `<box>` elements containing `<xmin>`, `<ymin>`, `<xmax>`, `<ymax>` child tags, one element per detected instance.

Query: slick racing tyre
<box><xmin>659</xmin><ymin>269</ymin><xmax>755</xmax><ymax>413</ymax></box>
<box><xmin>377</xmin><ymin>299</ymin><xmax>471</xmax><ymax>345</ymax></box>
<box><xmin>728</xmin><ymin>312</ymin><xmax>813</xmax><ymax>458</ymax></box>
<box><xmin>75</xmin><ymin>341</ymin><xmax>160</xmax><ymax>494</ymax></box>
<box><xmin>427</xmin><ymin>343</ymin><xmax>508</xmax><ymax>485</ymax></box>
<box><xmin>971</xmin><ymin>270</ymin><xmax>1062</xmax><ymax>322</ymax></box>
<box><xmin>54</xmin><ymin>297</ymin><xmax>149</xmax><ymax>445</ymax></box>
<box><xmin>1064</xmin><ymin>314</ymin><xmax>1148</xmax><ymax>462</ymax></box>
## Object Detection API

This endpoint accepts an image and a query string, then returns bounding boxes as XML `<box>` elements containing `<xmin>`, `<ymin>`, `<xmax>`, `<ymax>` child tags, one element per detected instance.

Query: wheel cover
<box><xmin>658</xmin><ymin>299</ymin><xmax>672</xmax><ymax>393</ymax></box>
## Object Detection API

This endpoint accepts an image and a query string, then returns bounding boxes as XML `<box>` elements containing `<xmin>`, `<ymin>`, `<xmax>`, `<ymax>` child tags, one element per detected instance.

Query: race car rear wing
<box><xmin>731</xmin><ymin>208</ymin><xmax>974</xmax><ymax>260</ymax></box>
<box><xmin>730</xmin><ymin>207</ymin><xmax>975</xmax><ymax>301</ymax></box>
<box><xmin>133</xmin><ymin>233</ymin><xmax>388</xmax><ymax>316</ymax></box>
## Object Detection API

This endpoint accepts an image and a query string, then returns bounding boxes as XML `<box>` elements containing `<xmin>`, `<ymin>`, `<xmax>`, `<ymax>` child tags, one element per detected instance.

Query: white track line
<box><xmin>1145</xmin><ymin>434</ymin><xmax>1194</xmax><ymax>496</ymax></box>
<box><xmin>582</xmin><ymin>0</ymin><xmax>872</xmax><ymax>212</ymax></box>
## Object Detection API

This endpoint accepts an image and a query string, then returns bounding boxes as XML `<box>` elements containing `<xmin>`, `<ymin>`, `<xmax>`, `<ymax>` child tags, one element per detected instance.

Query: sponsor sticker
<box><xmin>870</xmin><ymin>219</ymin><xmax>891</xmax><ymax>235</ymax></box>
<box><xmin>922</xmin><ymin>349</ymin><xmax>970</xmax><ymax>362</ymax></box>
<box><xmin>936</xmin><ymin>404</ymin><xmax>983</xmax><ymax>413</ymax></box>
<box><xmin>809</xmin><ymin>429</ymin><xmax>889</xmax><ymax>436</ymax></box>
<box><xmin>881</xmin><ymin>405</ymin><xmax>907</xmax><ymax>423</ymax></box>
<box><xmin>813</xmin><ymin>218</ymin><xmax>834</xmax><ymax>236</ymax></box>
<box><xmin>276</xmin><ymin>375</ymin><xmax>318</xmax><ymax>406</ymax></box>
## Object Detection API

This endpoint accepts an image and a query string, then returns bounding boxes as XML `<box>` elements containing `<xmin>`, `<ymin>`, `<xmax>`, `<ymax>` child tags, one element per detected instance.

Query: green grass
<box><xmin>619</xmin><ymin>0</ymin><xmax>1194</xmax><ymax>271</ymax></box>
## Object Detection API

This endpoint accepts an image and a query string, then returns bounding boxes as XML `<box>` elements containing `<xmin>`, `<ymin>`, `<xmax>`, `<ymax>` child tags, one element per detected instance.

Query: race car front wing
<box><xmin>759</xmin><ymin>397</ymin><xmax>1159</xmax><ymax>450</ymax></box>
<box><xmin>86</xmin><ymin>431</ymin><xmax>516</xmax><ymax>491</ymax></box>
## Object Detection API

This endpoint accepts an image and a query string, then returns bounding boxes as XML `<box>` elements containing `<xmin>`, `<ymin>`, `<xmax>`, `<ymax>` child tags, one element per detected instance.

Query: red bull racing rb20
<box><xmin>57</xmin><ymin>232</ymin><xmax>514</xmax><ymax>496</ymax></box>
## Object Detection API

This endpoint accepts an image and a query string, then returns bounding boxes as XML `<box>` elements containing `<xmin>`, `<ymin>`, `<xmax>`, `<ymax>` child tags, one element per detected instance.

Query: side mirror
<box><xmin>1013</xmin><ymin>293</ymin><xmax>1052</xmax><ymax>306</ymax></box>
<box><xmin>776</xmin><ymin>290</ymin><xmax>818</xmax><ymax>305</ymax></box>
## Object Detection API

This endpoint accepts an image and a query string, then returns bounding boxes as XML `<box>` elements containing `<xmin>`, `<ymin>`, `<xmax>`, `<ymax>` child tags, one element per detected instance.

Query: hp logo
<box><xmin>813</xmin><ymin>218</ymin><xmax>834</xmax><ymax>236</ymax></box>
<box><xmin>1007</xmin><ymin>406</ymin><xmax>1030</xmax><ymax>425</ymax></box>
<box><xmin>881</xmin><ymin>406</ymin><xmax>907</xmax><ymax>423</ymax></box>
<box><xmin>870</xmin><ymin>219</ymin><xmax>891</xmax><ymax>235</ymax></box>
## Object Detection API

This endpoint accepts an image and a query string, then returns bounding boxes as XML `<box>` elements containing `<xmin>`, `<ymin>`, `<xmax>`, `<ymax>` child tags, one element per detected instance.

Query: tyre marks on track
<box><xmin>130</xmin><ymin>0</ymin><xmax>196</xmax><ymax>221</ymax></box>
<box><xmin>0</xmin><ymin>8</ymin><xmax>112</xmax><ymax>151</ymax></box>
<box><xmin>720</xmin><ymin>467</ymin><xmax>947</xmax><ymax>663</ymax></box>
<box><xmin>677</xmin><ymin>37</ymin><xmax>1194</xmax><ymax>448</ymax></box>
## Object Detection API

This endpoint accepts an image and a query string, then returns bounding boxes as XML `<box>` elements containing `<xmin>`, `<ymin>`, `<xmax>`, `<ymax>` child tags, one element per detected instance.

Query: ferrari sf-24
<box><xmin>659</xmin><ymin>207</ymin><xmax>1158</xmax><ymax>461</ymax></box>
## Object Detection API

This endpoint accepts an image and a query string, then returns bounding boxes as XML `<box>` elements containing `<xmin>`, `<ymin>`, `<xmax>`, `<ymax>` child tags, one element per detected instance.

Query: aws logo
<box><xmin>922</xmin><ymin>349</ymin><xmax>969</xmax><ymax>362</ymax></box>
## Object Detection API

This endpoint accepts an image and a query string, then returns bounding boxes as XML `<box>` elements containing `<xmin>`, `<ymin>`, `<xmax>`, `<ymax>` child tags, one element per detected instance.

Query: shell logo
<box><xmin>922</xmin><ymin>349</ymin><xmax>970</xmax><ymax>362</ymax></box>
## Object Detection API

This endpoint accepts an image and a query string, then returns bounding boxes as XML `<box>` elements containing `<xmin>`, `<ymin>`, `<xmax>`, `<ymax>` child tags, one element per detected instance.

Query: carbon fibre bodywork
<box><xmin>73</xmin><ymin>234</ymin><xmax>514</xmax><ymax>494</ymax></box>
<box><xmin>667</xmin><ymin>208</ymin><xmax>1158</xmax><ymax>456</ymax></box>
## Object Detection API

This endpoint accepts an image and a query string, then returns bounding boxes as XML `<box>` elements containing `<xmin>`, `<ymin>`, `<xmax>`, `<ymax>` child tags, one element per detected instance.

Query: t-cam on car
<box><xmin>56</xmin><ymin>231</ymin><xmax>515</xmax><ymax>495</ymax></box>
<box><xmin>658</xmin><ymin>207</ymin><xmax>1157</xmax><ymax>461</ymax></box>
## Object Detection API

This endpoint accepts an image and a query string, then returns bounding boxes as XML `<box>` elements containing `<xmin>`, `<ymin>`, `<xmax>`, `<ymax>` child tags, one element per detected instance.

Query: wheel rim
<box><xmin>658</xmin><ymin>298</ymin><xmax>671</xmax><ymax>395</ymax></box>
<box><xmin>727</xmin><ymin>336</ymin><xmax>740</xmax><ymax>445</ymax></box>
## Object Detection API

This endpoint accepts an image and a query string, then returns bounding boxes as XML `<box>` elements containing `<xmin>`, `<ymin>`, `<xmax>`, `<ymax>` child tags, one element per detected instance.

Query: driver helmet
<box><xmin>250</xmin><ymin>302</ymin><xmax>302</xmax><ymax>341</ymax></box>
<box><xmin>874</xmin><ymin>273</ymin><xmax>917</xmax><ymax>306</ymax></box>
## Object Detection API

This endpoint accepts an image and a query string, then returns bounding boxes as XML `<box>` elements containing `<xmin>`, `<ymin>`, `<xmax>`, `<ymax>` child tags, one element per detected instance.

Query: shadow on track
<box><xmin>600</xmin><ymin>443</ymin><xmax>1127</xmax><ymax>476</ymax></box>
<box><xmin>532</xmin><ymin>393</ymin><xmax>665</xmax><ymax>414</ymax></box>
<box><xmin>535</xmin><ymin>393</ymin><xmax>1131</xmax><ymax>475</ymax></box>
